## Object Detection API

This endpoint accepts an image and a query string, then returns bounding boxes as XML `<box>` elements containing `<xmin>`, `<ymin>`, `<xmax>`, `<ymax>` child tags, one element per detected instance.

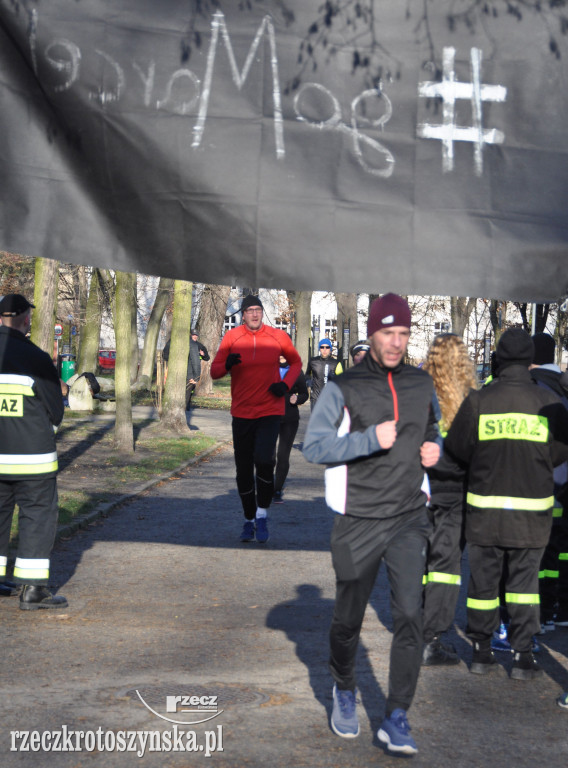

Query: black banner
<box><xmin>0</xmin><ymin>0</ymin><xmax>567</xmax><ymax>301</ymax></box>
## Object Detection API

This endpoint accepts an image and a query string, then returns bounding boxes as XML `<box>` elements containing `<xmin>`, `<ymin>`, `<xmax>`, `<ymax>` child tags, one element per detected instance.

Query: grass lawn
<box><xmin>9</xmin><ymin>432</ymin><xmax>217</xmax><ymax>545</ymax></box>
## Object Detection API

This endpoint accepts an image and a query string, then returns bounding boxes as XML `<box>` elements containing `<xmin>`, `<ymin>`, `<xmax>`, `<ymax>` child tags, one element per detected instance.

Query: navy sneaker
<box><xmin>378</xmin><ymin>709</ymin><xmax>418</xmax><ymax>755</ymax></box>
<box><xmin>491</xmin><ymin>623</ymin><xmax>511</xmax><ymax>652</ymax></box>
<box><xmin>272</xmin><ymin>490</ymin><xmax>284</xmax><ymax>504</ymax></box>
<box><xmin>240</xmin><ymin>521</ymin><xmax>255</xmax><ymax>542</ymax></box>
<box><xmin>255</xmin><ymin>517</ymin><xmax>269</xmax><ymax>543</ymax></box>
<box><xmin>557</xmin><ymin>691</ymin><xmax>568</xmax><ymax>709</ymax></box>
<box><xmin>330</xmin><ymin>685</ymin><xmax>359</xmax><ymax>738</ymax></box>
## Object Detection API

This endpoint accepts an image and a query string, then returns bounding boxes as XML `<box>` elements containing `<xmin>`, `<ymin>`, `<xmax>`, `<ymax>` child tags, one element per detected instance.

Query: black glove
<box><xmin>269</xmin><ymin>381</ymin><xmax>289</xmax><ymax>398</ymax></box>
<box><xmin>225</xmin><ymin>353</ymin><xmax>242</xmax><ymax>371</ymax></box>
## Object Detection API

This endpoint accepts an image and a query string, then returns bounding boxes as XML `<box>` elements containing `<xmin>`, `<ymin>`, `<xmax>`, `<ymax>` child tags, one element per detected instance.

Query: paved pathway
<box><xmin>1</xmin><ymin>414</ymin><xmax>567</xmax><ymax>767</ymax></box>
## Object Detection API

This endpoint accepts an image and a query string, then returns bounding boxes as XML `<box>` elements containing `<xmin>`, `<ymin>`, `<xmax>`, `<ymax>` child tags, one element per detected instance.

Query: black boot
<box><xmin>511</xmin><ymin>651</ymin><xmax>543</xmax><ymax>680</ymax></box>
<box><xmin>19</xmin><ymin>585</ymin><xmax>68</xmax><ymax>611</ymax></box>
<box><xmin>422</xmin><ymin>637</ymin><xmax>460</xmax><ymax>666</ymax></box>
<box><xmin>470</xmin><ymin>641</ymin><xmax>499</xmax><ymax>675</ymax></box>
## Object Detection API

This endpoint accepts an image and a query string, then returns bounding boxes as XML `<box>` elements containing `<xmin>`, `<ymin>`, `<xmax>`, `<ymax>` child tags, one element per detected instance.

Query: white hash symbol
<box><xmin>417</xmin><ymin>47</ymin><xmax>507</xmax><ymax>176</ymax></box>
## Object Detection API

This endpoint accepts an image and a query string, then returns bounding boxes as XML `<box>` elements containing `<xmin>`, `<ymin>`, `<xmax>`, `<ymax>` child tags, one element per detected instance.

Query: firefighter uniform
<box><xmin>445</xmin><ymin>329</ymin><xmax>568</xmax><ymax>676</ymax></box>
<box><xmin>423</xmin><ymin>444</ymin><xmax>466</xmax><ymax>653</ymax></box>
<box><xmin>0</xmin><ymin>310</ymin><xmax>64</xmax><ymax>590</ymax></box>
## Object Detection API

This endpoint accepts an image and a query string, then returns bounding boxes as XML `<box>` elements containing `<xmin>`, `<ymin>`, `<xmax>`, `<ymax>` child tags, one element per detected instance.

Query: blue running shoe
<box><xmin>255</xmin><ymin>517</ymin><xmax>269</xmax><ymax>543</ymax></box>
<box><xmin>331</xmin><ymin>685</ymin><xmax>359</xmax><ymax>738</ymax></box>
<box><xmin>557</xmin><ymin>691</ymin><xmax>568</xmax><ymax>709</ymax></box>
<box><xmin>491</xmin><ymin>623</ymin><xmax>511</xmax><ymax>652</ymax></box>
<box><xmin>378</xmin><ymin>709</ymin><xmax>418</xmax><ymax>755</ymax></box>
<box><xmin>531</xmin><ymin>636</ymin><xmax>541</xmax><ymax>654</ymax></box>
<box><xmin>240</xmin><ymin>521</ymin><xmax>255</xmax><ymax>542</ymax></box>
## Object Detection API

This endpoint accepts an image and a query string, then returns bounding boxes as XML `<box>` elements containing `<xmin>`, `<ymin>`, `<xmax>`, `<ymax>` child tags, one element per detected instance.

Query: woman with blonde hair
<box><xmin>421</xmin><ymin>333</ymin><xmax>477</xmax><ymax>666</ymax></box>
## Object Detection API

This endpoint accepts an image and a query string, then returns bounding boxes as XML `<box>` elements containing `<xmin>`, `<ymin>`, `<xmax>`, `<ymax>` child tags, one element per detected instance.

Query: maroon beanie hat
<box><xmin>367</xmin><ymin>294</ymin><xmax>411</xmax><ymax>336</ymax></box>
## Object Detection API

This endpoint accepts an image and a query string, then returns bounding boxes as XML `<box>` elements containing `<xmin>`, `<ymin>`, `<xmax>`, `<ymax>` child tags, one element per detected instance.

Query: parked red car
<box><xmin>98</xmin><ymin>349</ymin><xmax>116</xmax><ymax>372</ymax></box>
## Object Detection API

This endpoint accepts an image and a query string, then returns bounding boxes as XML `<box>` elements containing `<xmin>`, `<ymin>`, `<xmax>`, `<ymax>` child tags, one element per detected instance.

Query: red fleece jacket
<box><xmin>210</xmin><ymin>324</ymin><xmax>302</xmax><ymax>419</ymax></box>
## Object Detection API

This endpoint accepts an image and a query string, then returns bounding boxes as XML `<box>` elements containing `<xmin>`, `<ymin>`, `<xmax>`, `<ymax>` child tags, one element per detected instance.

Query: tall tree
<box><xmin>77</xmin><ymin>268</ymin><xmax>104</xmax><ymax>375</ymax></box>
<box><xmin>162</xmin><ymin>280</ymin><xmax>192</xmax><ymax>433</ymax></box>
<box><xmin>556</xmin><ymin>305</ymin><xmax>568</xmax><ymax>365</ymax></box>
<box><xmin>335</xmin><ymin>292</ymin><xmax>359</xmax><ymax>368</ymax></box>
<box><xmin>114</xmin><ymin>271</ymin><xmax>135</xmax><ymax>453</ymax></box>
<box><xmin>135</xmin><ymin>276</ymin><xmax>174</xmax><ymax>390</ymax></box>
<box><xmin>489</xmin><ymin>300</ymin><xmax>508</xmax><ymax>345</ymax></box>
<box><xmin>287</xmin><ymin>290</ymin><xmax>312</xmax><ymax>371</ymax></box>
<box><xmin>450</xmin><ymin>297</ymin><xmax>476</xmax><ymax>338</ymax></box>
<box><xmin>195</xmin><ymin>283</ymin><xmax>231</xmax><ymax>396</ymax></box>
<box><xmin>130</xmin><ymin>278</ymin><xmax>139</xmax><ymax>384</ymax></box>
<box><xmin>31</xmin><ymin>257</ymin><xmax>58</xmax><ymax>356</ymax></box>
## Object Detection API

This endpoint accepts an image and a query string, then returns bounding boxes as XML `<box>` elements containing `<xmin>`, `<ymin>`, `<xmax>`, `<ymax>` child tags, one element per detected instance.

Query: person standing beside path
<box><xmin>185</xmin><ymin>331</ymin><xmax>210</xmax><ymax>412</ymax></box>
<box><xmin>210</xmin><ymin>295</ymin><xmax>302</xmax><ymax>543</ymax></box>
<box><xmin>303</xmin><ymin>293</ymin><xmax>441</xmax><ymax>756</ymax></box>
<box><xmin>191</xmin><ymin>328</ymin><xmax>209</xmax><ymax>364</ymax></box>
<box><xmin>444</xmin><ymin>328</ymin><xmax>568</xmax><ymax>680</ymax></box>
<box><xmin>305</xmin><ymin>338</ymin><xmax>343</xmax><ymax>410</ymax></box>
<box><xmin>0</xmin><ymin>294</ymin><xmax>67</xmax><ymax>610</ymax></box>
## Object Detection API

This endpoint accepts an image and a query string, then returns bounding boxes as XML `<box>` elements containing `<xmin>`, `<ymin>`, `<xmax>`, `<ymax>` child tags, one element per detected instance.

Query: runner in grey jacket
<box><xmin>303</xmin><ymin>293</ymin><xmax>441</xmax><ymax>756</ymax></box>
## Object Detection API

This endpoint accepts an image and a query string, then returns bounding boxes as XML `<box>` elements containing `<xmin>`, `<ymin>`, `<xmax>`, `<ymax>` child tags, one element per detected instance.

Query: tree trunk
<box><xmin>287</xmin><ymin>290</ymin><xmax>312</xmax><ymax>371</ymax></box>
<box><xmin>113</xmin><ymin>271</ymin><xmax>134</xmax><ymax>454</ymax></box>
<box><xmin>556</xmin><ymin>308</ymin><xmax>568</xmax><ymax>367</ymax></box>
<box><xmin>195</xmin><ymin>283</ymin><xmax>231</xmax><ymax>396</ymax></box>
<box><xmin>30</xmin><ymin>257</ymin><xmax>58</xmax><ymax>356</ymax></box>
<box><xmin>130</xmin><ymin>279</ymin><xmax>139</xmax><ymax>384</ymax></box>
<box><xmin>335</xmin><ymin>292</ymin><xmax>359</xmax><ymax>369</ymax></box>
<box><xmin>533</xmin><ymin>303</ymin><xmax>550</xmax><ymax>334</ymax></box>
<box><xmin>161</xmin><ymin>280</ymin><xmax>192</xmax><ymax>433</ymax></box>
<box><xmin>135</xmin><ymin>277</ymin><xmax>174</xmax><ymax>390</ymax></box>
<box><xmin>450</xmin><ymin>296</ymin><xmax>476</xmax><ymax>338</ymax></box>
<box><xmin>490</xmin><ymin>300</ymin><xmax>508</xmax><ymax>345</ymax></box>
<box><xmin>77</xmin><ymin>269</ymin><xmax>103</xmax><ymax>375</ymax></box>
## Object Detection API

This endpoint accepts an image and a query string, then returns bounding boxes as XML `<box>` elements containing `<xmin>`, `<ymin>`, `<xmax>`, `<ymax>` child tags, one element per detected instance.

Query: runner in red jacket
<box><xmin>211</xmin><ymin>295</ymin><xmax>302</xmax><ymax>543</ymax></box>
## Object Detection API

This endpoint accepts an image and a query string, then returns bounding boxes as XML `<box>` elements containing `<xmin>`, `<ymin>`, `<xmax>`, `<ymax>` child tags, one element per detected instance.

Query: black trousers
<box><xmin>467</xmin><ymin>544</ymin><xmax>543</xmax><ymax>652</ymax></box>
<box><xmin>329</xmin><ymin>509</ymin><xmax>430</xmax><ymax>714</ymax></box>
<box><xmin>540</xmin><ymin>508</ymin><xmax>568</xmax><ymax>620</ymax></box>
<box><xmin>0</xmin><ymin>476</ymin><xmax>59</xmax><ymax>585</ymax></box>
<box><xmin>185</xmin><ymin>382</ymin><xmax>196</xmax><ymax>411</ymax></box>
<box><xmin>423</xmin><ymin>497</ymin><xmax>465</xmax><ymax>642</ymax></box>
<box><xmin>232</xmin><ymin>416</ymin><xmax>281</xmax><ymax>520</ymax></box>
<box><xmin>274</xmin><ymin>418</ymin><xmax>299</xmax><ymax>493</ymax></box>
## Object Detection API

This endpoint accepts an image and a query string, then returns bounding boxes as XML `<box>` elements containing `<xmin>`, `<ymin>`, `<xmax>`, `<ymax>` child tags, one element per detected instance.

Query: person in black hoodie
<box><xmin>272</xmin><ymin>353</ymin><xmax>309</xmax><ymax>503</ymax></box>
<box><xmin>304</xmin><ymin>294</ymin><xmax>441</xmax><ymax>756</ymax></box>
<box><xmin>530</xmin><ymin>332</ymin><xmax>568</xmax><ymax>629</ymax></box>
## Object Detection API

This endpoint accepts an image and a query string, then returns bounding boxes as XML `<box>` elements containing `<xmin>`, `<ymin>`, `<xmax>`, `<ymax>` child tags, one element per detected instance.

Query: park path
<box><xmin>1</xmin><ymin>412</ymin><xmax>567</xmax><ymax>767</ymax></box>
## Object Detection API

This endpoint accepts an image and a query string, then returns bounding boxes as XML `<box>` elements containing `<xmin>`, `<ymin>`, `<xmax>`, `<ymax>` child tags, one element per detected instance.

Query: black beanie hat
<box><xmin>496</xmin><ymin>328</ymin><xmax>534</xmax><ymax>371</ymax></box>
<box><xmin>241</xmin><ymin>295</ymin><xmax>263</xmax><ymax>312</ymax></box>
<box><xmin>531</xmin><ymin>333</ymin><xmax>555</xmax><ymax>366</ymax></box>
